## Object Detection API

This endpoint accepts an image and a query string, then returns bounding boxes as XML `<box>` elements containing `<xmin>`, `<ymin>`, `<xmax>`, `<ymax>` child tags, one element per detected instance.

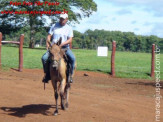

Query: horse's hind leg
<box><xmin>65</xmin><ymin>86</ymin><xmax>69</xmax><ymax>108</ymax></box>
<box><xmin>53</xmin><ymin>82</ymin><xmax>59</xmax><ymax>116</ymax></box>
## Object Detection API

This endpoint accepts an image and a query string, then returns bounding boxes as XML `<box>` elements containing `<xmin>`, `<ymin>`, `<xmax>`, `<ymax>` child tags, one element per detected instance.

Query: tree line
<box><xmin>1</xmin><ymin>26</ymin><xmax>163</xmax><ymax>53</ymax></box>
<box><xmin>73</xmin><ymin>29</ymin><xmax>163</xmax><ymax>53</ymax></box>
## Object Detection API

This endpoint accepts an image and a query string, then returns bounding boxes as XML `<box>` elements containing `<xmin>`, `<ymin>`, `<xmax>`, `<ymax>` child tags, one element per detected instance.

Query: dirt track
<box><xmin>0</xmin><ymin>69</ymin><xmax>162</xmax><ymax>122</ymax></box>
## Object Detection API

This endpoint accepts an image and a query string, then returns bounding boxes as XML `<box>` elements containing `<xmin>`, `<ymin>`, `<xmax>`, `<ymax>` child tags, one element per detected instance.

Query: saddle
<box><xmin>60</xmin><ymin>48</ymin><xmax>72</xmax><ymax>85</ymax></box>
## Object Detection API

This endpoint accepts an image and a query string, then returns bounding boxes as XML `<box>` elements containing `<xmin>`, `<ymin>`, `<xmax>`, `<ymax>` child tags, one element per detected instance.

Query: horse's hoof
<box><xmin>54</xmin><ymin>113</ymin><xmax>58</xmax><ymax>116</ymax></box>
<box><xmin>61</xmin><ymin>104</ymin><xmax>65</xmax><ymax>110</ymax></box>
<box><xmin>65</xmin><ymin>102</ymin><xmax>69</xmax><ymax>108</ymax></box>
<box><xmin>54</xmin><ymin>110</ymin><xmax>58</xmax><ymax>116</ymax></box>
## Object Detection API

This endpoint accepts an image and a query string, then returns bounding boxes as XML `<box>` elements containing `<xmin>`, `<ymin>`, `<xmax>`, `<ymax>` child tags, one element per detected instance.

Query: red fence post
<box><xmin>0</xmin><ymin>32</ymin><xmax>2</xmax><ymax>67</ymax></box>
<box><xmin>151</xmin><ymin>44</ymin><xmax>155</xmax><ymax>78</ymax></box>
<box><xmin>19</xmin><ymin>34</ymin><xmax>24</xmax><ymax>72</ymax></box>
<box><xmin>111</xmin><ymin>41</ymin><xmax>116</xmax><ymax>77</ymax></box>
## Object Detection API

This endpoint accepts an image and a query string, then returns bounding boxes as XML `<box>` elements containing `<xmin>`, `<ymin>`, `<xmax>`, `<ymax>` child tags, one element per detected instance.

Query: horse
<box><xmin>48</xmin><ymin>38</ymin><xmax>71</xmax><ymax>116</ymax></box>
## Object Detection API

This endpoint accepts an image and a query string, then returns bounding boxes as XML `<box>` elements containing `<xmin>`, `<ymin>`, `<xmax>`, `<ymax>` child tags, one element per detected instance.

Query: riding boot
<box><xmin>42</xmin><ymin>73</ymin><xmax>50</xmax><ymax>83</ymax></box>
<box><xmin>42</xmin><ymin>61</ymin><xmax>51</xmax><ymax>83</ymax></box>
<box><xmin>70</xmin><ymin>76</ymin><xmax>73</xmax><ymax>83</ymax></box>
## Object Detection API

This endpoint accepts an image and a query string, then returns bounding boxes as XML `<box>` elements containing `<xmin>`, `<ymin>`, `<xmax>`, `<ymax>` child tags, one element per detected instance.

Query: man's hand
<box><xmin>59</xmin><ymin>43</ymin><xmax>63</xmax><ymax>48</ymax></box>
<box><xmin>46</xmin><ymin>43</ymin><xmax>50</xmax><ymax>50</ymax></box>
<box><xmin>46</xmin><ymin>34</ymin><xmax>52</xmax><ymax>50</ymax></box>
<box><xmin>46</xmin><ymin>44</ymin><xmax>48</xmax><ymax>50</ymax></box>
<box><xmin>59</xmin><ymin>37</ymin><xmax>72</xmax><ymax>48</ymax></box>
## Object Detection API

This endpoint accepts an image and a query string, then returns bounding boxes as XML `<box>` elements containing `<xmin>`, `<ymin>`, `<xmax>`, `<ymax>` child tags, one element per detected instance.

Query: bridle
<box><xmin>49</xmin><ymin>50</ymin><xmax>61</xmax><ymax>69</ymax></box>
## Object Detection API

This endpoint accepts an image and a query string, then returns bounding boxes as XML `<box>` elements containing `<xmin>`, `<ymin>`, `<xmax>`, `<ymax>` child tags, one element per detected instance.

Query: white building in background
<box><xmin>35</xmin><ymin>44</ymin><xmax>40</xmax><ymax>47</ymax></box>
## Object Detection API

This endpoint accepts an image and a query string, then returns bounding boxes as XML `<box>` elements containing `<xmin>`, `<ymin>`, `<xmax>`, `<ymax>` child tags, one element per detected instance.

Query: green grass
<box><xmin>1</xmin><ymin>46</ymin><xmax>163</xmax><ymax>80</ymax></box>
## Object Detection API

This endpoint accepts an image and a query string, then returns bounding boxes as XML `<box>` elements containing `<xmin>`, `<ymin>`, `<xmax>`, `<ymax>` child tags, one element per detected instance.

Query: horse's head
<box><xmin>48</xmin><ymin>37</ymin><xmax>64</xmax><ymax>69</ymax></box>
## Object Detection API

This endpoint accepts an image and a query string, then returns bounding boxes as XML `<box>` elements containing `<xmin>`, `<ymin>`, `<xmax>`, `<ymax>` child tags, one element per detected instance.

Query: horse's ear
<box><xmin>57</xmin><ymin>37</ymin><xmax>62</xmax><ymax>46</ymax></box>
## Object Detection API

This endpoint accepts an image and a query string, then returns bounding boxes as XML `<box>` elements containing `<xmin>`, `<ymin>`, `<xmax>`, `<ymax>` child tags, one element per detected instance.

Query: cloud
<box><xmin>105</xmin><ymin>0</ymin><xmax>162</xmax><ymax>6</ymax></box>
<box><xmin>143</xmin><ymin>22</ymin><xmax>153</xmax><ymax>26</ymax></box>
<box><xmin>150</xmin><ymin>23</ymin><xmax>163</xmax><ymax>38</ymax></box>
<box><xmin>131</xmin><ymin>21</ymin><xmax>137</xmax><ymax>24</ymax></box>
<box><xmin>112</xmin><ymin>17</ymin><xmax>116</xmax><ymax>21</ymax></box>
<box><xmin>140</xmin><ymin>22</ymin><xmax>163</xmax><ymax>37</ymax></box>
<box><xmin>134</xmin><ymin>28</ymin><xmax>139</xmax><ymax>31</ymax></box>
<box><xmin>86</xmin><ymin>14</ymin><xmax>105</xmax><ymax>24</ymax></box>
<box><xmin>73</xmin><ymin>0</ymin><xmax>163</xmax><ymax>38</ymax></box>
<box><xmin>105</xmin><ymin>0</ymin><xmax>163</xmax><ymax>17</ymax></box>
<box><xmin>116</xmin><ymin>9</ymin><xmax>132</xmax><ymax>15</ymax></box>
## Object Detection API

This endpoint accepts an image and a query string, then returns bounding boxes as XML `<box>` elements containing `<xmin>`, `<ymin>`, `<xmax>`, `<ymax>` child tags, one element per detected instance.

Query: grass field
<box><xmin>1</xmin><ymin>46</ymin><xmax>163</xmax><ymax>80</ymax></box>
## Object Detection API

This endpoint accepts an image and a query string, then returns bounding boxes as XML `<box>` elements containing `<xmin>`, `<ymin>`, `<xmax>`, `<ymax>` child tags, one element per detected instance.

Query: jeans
<box><xmin>41</xmin><ymin>51</ymin><xmax>50</xmax><ymax>74</ymax></box>
<box><xmin>41</xmin><ymin>48</ymin><xmax>76</xmax><ymax>75</ymax></box>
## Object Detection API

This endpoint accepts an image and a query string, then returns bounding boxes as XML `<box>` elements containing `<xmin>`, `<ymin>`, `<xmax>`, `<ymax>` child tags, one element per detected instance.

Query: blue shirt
<box><xmin>48</xmin><ymin>22</ymin><xmax>73</xmax><ymax>48</ymax></box>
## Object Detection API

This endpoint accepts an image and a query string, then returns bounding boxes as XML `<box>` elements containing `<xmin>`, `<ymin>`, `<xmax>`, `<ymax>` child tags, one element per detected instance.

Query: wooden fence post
<box><xmin>111</xmin><ymin>41</ymin><xmax>116</xmax><ymax>77</ymax></box>
<box><xmin>19</xmin><ymin>34</ymin><xmax>24</xmax><ymax>72</ymax></box>
<box><xmin>151</xmin><ymin>44</ymin><xmax>155</xmax><ymax>78</ymax></box>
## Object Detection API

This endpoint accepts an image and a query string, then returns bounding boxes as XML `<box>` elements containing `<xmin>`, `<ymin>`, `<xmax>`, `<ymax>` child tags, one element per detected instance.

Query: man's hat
<box><xmin>60</xmin><ymin>13</ymin><xmax>68</xmax><ymax>19</ymax></box>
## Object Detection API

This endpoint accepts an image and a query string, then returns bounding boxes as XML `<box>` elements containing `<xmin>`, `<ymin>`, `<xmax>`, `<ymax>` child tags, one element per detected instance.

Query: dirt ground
<box><xmin>0</xmin><ymin>69</ymin><xmax>162</xmax><ymax>122</ymax></box>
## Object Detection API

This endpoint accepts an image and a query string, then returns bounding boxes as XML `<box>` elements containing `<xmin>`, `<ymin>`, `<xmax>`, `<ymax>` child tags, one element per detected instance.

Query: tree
<box><xmin>0</xmin><ymin>0</ymin><xmax>97</xmax><ymax>48</ymax></box>
<box><xmin>159</xmin><ymin>39</ymin><xmax>163</xmax><ymax>53</ymax></box>
<box><xmin>73</xmin><ymin>30</ymin><xmax>83</xmax><ymax>48</ymax></box>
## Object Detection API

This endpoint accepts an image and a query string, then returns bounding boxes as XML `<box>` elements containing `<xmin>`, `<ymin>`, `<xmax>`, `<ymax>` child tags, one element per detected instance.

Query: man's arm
<box><xmin>46</xmin><ymin>34</ymin><xmax>52</xmax><ymax>50</ymax></box>
<box><xmin>60</xmin><ymin>37</ymin><xmax>73</xmax><ymax>47</ymax></box>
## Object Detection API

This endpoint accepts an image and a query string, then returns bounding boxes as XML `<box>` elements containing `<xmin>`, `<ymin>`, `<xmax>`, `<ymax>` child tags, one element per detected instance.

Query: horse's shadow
<box><xmin>0</xmin><ymin>104</ymin><xmax>57</xmax><ymax>117</ymax></box>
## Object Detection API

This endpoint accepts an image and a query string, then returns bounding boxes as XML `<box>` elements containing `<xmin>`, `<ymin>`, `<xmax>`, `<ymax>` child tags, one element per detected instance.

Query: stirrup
<box><xmin>42</xmin><ymin>74</ymin><xmax>50</xmax><ymax>83</ymax></box>
<box><xmin>42</xmin><ymin>78</ymin><xmax>49</xmax><ymax>83</ymax></box>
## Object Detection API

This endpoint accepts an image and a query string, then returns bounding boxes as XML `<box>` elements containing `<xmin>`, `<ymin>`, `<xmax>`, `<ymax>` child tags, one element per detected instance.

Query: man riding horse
<box><xmin>41</xmin><ymin>13</ymin><xmax>76</xmax><ymax>83</ymax></box>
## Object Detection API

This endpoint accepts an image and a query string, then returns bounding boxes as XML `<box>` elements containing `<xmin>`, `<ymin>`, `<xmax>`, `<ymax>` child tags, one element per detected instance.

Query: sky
<box><xmin>73</xmin><ymin>0</ymin><xmax>163</xmax><ymax>38</ymax></box>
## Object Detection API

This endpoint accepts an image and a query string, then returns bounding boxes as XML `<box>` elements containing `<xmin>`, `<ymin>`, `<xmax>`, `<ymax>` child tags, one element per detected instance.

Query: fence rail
<box><xmin>0</xmin><ymin>32</ymin><xmax>24</xmax><ymax>72</ymax></box>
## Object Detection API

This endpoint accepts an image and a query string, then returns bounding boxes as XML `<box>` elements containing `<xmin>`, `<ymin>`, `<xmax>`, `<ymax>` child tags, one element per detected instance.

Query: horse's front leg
<box><xmin>60</xmin><ymin>78</ymin><xmax>66</xmax><ymax>110</ymax></box>
<box><xmin>53</xmin><ymin>81</ymin><xmax>59</xmax><ymax>116</ymax></box>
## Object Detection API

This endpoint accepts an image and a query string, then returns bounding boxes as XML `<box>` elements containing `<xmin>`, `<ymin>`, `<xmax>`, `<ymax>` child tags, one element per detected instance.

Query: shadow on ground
<box><xmin>126</xmin><ymin>81</ymin><xmax>163</xmax><ymax>89</ymax></box>
<box><xmin>83</xmin><ymin>68</ymin><xmax>110</xmax><ymax>74</ymax></box>
<box><xmin>0</xmin><ymin>104</ymin><xmax>57</xmax><ymax>117</ymax></box>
